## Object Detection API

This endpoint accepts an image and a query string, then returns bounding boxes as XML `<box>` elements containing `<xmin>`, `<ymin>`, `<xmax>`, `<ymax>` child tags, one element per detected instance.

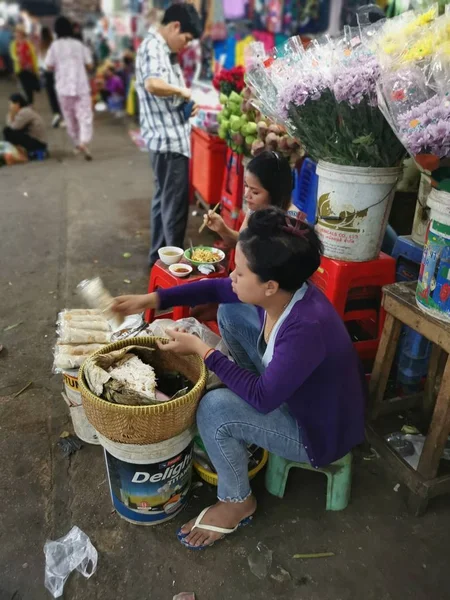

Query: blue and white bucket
<box><xmin>98</xmin><ymin>428</ymin><xmax>194</xmax><ymax>526</ymax></box>
<box><xmin>416</xmin><ymin>189</ymin><xmax>450</xmax><ymax>322</ymax></box>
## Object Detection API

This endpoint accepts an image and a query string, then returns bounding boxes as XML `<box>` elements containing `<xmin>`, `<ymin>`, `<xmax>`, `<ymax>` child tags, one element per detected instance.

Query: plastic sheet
<box><xmin>44</xmin><ymin>526</ymin><xmax>97</xmax><ymax>598</ymax></box>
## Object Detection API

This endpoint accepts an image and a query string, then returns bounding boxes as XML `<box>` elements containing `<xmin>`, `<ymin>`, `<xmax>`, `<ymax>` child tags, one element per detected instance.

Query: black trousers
<box><xmin>149</xmin><ymin>151</ymin><xmax>189</xmax><ymax>265</ymax></box>
<box><xmin>18</xmin><ymin>70</ymin><xmax>39</xmax><ymax>105</ymax></box>
<box><xmin>44</xmin><ymin>70</ymin><xmax>60</xmax><ymax>115</ymax></box>
<box><xmin>4</xmin><ymin>126</ymin><xmax>47</xmax><ymax>153</ymax></box>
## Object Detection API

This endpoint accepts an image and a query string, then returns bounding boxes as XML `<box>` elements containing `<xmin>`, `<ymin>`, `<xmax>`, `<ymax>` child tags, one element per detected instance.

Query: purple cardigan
<box><xmin>158</xmin><ymin>279</ymin><xmax>366</xmax><ymax>467</ymax></box>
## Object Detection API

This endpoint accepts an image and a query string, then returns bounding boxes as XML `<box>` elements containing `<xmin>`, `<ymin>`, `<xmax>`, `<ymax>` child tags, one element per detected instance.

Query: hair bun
<box><xmin>247</xmin><ymin>207</ymin><xmax>285</xmax><ymax>239</ymax></box>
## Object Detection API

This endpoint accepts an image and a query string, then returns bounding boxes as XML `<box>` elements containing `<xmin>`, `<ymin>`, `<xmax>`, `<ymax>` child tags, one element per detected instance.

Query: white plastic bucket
<box><xmin>315</xmin><ymin>161</ymin><xmax>402</xmax><ymax>262</ymax></box>
<box><xmin>99</xmin><ymin>428</ymin><xmax>194</xmax><ymax>526</ymax></box>
<box><xmin>411</xmin><ymin>173</ymin><xmax>432</xmax><ymax>246</ymax></box>
<box><xmin>416</xmin><ymin>189</ymin><xmax>450</xmax><ymax>322</ymax></box>
<box><xmin>62</xmin><ymin>370</ymin><xmax>100</xmax><ymax>445</ymax></box>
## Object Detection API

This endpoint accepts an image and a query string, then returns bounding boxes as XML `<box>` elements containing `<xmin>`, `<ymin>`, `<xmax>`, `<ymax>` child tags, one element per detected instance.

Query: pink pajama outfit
<box><xmin>59</xmin><ymin>94</ymin><xmax>93</xmax><ymax>145</ymax></box>
<box><xmin>45</xmin><ymin>37</ymin><xmax>94</xmax><ymax>147</ymax></box>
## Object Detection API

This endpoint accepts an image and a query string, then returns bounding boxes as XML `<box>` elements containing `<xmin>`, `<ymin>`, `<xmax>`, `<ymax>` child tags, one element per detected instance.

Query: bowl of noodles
<box><xmin>184</xmin><ymin>246</ymin><xmax>225</xmax><ymax>267</ymax></box>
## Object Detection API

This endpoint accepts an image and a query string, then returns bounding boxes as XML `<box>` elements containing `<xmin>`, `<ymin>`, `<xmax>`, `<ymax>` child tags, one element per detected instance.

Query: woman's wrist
<box><xmin>195</xmin><ymin>339</ymin><xmax>213</xmax><ymax>360</ymax></box>
<box><xmin>146</xmin><ymin>292</ymin><xmax>160</xmax><ymax>310</ymax></box>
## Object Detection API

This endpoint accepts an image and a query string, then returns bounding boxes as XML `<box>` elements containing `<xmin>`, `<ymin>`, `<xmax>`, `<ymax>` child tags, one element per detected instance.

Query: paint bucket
<box><xmin>62</xmin><ymin>370</ymin><xmax>100</xmax><ymax>445</ymax></box>
<box><xmin>99</xmin><ymin>428</ymin><xmax>194</xmax><ymax>526</ymax></box>
<box><xmin>416</xmin><ymin>189</ymin><xmax>450</xmax><ymax>322</ymax></box>
<box><xmin>315</xmin><ymin>161</ymin><xmax>402</xmax><ymax>262</ymax></box>
<box><xmin>411</xmin><ymin>172</ymin><xmax>432</xmax><ymax>246</ymax></box>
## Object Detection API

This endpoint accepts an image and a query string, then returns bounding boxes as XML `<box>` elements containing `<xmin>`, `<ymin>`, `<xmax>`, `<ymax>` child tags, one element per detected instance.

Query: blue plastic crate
<box><xmin>391</xmin><ymin>235</ymin><xmax>424</xmax><ymax>282</ymax></box>
<box><xmin>292</xmin><ymin>158</ymin><xmax>318</xmax><ymax>225</ymax></box>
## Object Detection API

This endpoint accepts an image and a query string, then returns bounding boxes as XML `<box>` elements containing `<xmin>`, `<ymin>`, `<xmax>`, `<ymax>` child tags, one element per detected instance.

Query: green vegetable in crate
<box><xmin>229</xmin><ymin>91</ymin><xmax>243</xmax><ymax>105</ymax></box>
<box><xmin>219</xmin><ymin>93</ymin><xmax>228</xmax><ymax>105</ymax></box>
<box><xmin>230</xmin><ymin>115</ymin><xmax>241</xmax><ymax>132</ymax></box>
<box><xmin>245</xmin><ymin>122</ymin><xmax>257</xmax><ymax>135</ymax></box>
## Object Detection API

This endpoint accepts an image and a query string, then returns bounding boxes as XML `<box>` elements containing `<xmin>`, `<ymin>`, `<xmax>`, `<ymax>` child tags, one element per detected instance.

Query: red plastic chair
<box><xmin>145</xmin><ymin>260</ymin><xmax>227</xmax><ymax>323</ymax></box>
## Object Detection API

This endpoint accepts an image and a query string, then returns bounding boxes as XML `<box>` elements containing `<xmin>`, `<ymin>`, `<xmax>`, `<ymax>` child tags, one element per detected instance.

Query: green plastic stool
<box><xmin>265</xmin><ymin>452</ymin><xmax>352</xmax><ymax>511</ymax></box>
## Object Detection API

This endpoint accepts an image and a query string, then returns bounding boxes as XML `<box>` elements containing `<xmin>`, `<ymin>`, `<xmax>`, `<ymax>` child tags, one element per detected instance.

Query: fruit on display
<box><xmin>217</xmin><ymin>86</ymin><xmax>303</xmax><ymax>165</ymax></box>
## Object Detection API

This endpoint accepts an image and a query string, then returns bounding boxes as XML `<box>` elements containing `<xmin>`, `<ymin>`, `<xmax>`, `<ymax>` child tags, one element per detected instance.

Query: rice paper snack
<box><xmin>53</xmin><ymin>343</ymin><xmax>107</xmax><ymax>371</ymax></box>
<box><xmin>57</xmin><ymin>322</ymin><xmax>111</xmax><ymax>344</ymax></box>
<box><xmin>83</xmin><ymin>346</ymin><xmax>159</xmax><ymax>406</ymax></box>
<box><xmin>58</xmin><ymin>311</ymin><xmax>111</xmax><ymax>331</ymax></box>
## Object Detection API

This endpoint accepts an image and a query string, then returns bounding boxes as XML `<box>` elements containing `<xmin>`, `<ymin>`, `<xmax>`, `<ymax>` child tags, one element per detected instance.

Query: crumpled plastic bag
<box><xmin>44</xmin><ymin>526</ymin><xmax>98</xmax><ymax>598</ymax></box>
<box><xmin>146</xmin><ymin>317</ymin><xmax>229</xmax><ymax>357</ymax></box>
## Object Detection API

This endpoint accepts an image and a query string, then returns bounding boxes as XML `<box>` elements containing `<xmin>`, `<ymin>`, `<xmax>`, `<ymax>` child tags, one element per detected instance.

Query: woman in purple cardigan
<box><xmin>113</xmin><ymin>208</ymin><xmax>366</xmax><ymax>550</ymax></box>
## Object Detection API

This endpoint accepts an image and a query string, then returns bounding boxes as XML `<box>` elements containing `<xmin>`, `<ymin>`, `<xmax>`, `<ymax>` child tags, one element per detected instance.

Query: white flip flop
<box><xmin>177</xmin><ymin>506</ymin><xmax>253</xmax><ymax>550</ymax></box>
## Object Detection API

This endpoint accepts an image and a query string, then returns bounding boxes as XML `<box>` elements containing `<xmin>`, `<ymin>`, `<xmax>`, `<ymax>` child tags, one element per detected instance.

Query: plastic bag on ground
<box><xmin>44</xmin><ymin>526</ymin><xmax>98</xmax><ymax>598</ymax></box>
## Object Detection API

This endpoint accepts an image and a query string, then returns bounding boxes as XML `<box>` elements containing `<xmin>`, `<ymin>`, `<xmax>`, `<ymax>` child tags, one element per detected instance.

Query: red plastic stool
<box><xmin>310</xmin><ymin>252</ymin><xmax>396</xmax><ymax>361</ymax></box>
<box><xmin>145</xmin><ymin>260</ymin><xmax>228</xmax><ymax>323</ymax></box>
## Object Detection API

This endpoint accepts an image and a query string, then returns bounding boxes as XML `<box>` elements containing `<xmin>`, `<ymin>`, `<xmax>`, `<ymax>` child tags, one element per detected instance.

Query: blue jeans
<box><xmin>217</xmin><ymin>303</ymin><xmax>263</xmax><ymax>374</ymax></box>
<box><xmin>197</xmin><ymin>304</ymin><xmax>309</xmax><ymax>502</ymax></box>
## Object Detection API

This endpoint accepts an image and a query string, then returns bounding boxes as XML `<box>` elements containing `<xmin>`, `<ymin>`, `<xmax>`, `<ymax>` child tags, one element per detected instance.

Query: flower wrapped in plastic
<box><xmin>376</xmin><ymin>9</ymin><xmax>450</xmax><ymax>170</ymax></box>
<box><xmin>274</xmin><ymin>30</ymin><xmax>405</xmax><ymax>167</ymax></box>
<box><xmin>376</xmin><ymin>4</ymin><xmax>439</xmax><ymax>63</ymax></box>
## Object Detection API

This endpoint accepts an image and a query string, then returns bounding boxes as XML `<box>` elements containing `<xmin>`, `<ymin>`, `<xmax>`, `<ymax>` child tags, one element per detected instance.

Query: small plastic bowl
<box><xmin>168</xmin><ymin>263</ymin><xmax>193</xmax><ymax>278</ymax></box>
<box><xmin>158</xmin><ymin>246</ymin><xmax>184</xmax><ymax>266</ymax></box>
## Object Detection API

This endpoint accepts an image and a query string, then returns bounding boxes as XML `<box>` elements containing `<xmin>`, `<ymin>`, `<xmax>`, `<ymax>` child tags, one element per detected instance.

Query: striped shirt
<box><xmin>135</xmin><ymin>27</ymin><xmax>191</xmax><ymax>158</ymax></box>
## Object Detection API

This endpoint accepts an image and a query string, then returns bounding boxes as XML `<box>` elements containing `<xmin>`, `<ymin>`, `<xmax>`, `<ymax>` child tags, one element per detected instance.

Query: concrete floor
<box><xmin>1</xmin><ymin>80</ymin><xmax>450</xmax><ymax>600</ymax></box>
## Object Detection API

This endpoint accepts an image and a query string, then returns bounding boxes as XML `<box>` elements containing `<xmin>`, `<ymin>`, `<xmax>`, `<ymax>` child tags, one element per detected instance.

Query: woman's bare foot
<box><xmin>180</xmin><ymin>495</ymin><xmax>257</xmax><ymax>548</ymax></box>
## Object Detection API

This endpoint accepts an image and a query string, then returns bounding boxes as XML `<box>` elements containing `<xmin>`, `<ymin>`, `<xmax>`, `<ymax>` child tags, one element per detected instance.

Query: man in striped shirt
<box><xmin>136</xmin><ymin>4</ymin><xmax>202</xmax><ymax>266</ymax></box>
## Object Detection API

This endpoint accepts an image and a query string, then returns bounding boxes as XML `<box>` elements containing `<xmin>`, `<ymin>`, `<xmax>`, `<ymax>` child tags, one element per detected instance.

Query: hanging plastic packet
<box><xmin>77</xmin><ymin>277</ymin><xmax>123</xmax><ymax>330</ymax></box>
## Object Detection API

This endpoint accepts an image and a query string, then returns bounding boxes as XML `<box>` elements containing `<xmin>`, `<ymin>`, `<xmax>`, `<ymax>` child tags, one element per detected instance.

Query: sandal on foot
<box><xmin>176</xmin><ymin>506</ymin><xmax>253</xmax><ymax>550</ymax></box>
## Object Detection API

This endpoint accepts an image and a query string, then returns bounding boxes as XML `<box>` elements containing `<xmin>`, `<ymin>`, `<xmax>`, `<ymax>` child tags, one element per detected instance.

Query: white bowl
<box><xmin>169</xmin><ymin>263</ymin><xmax>193</xmax><ymax>278</ymax></box>
<box><xmin>158</xmin><ymin>246</ymin><xmax>184</xmax><ymax>265</ymax></box>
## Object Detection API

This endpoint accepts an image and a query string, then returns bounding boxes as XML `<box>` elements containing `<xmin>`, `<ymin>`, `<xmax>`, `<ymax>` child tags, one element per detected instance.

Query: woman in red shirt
<box><xmin>10</xmin><ymin>25</ymin><xmax>39</xmax><ymax>105</ymax></box>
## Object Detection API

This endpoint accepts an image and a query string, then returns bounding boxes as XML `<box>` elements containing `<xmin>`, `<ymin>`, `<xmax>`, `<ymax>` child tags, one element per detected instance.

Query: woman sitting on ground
<box><xmin>113</xmin><ymin>207</ymin><xmax>366</xmax><ymax>550</ymax></box>
<box><xmin>4</xmin><ymin>93</ymin><xmax>47</xmax><ymax>156</ymax></box>
<box><xmin>203</xmin><ymin>151</ymin><xmax>299</xmax><ymax>246</ymax></box>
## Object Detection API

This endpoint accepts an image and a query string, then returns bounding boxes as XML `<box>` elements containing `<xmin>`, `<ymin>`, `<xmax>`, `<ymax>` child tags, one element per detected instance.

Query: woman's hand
<box><xmin>203</xmin><ymin>211</ymin><xmax>225</xmax><ymax>234</ymax></box>
<box><xmin>112</xmin><ymin>293</ymin><xmax>158</xmax><ymax>317</ymax></box>
<box><xmin>157</xmin><ymin>328</ymin><xmax>210</xmax><ymax>357</ymax></box>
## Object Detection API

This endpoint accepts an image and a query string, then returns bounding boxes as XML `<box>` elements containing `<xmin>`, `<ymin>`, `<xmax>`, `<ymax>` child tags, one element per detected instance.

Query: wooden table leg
<box><xmin>423</xmin><ymin>345</ymin><xmax>445</xmax><ymax>421</ymax></box>
<box><xmin>369</xmin><ymin>313</ymin><xmax>402</xmax><ymax>420</ymax></box>
<box><xmin>407</xmin><ymin>490</ymin><xmax>429</xmax><ymax>517</ymax></box>
<box><xmin>417</xmin><ymin>357</ymin><xmax>450</xmax><ymax>480</ymax></box>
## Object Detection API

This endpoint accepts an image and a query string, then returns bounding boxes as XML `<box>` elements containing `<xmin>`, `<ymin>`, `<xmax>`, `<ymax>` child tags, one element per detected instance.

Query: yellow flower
<box><xmin>404</xmin><ymin>6</ymin><xmax>438</xmax><ymax>35</ymax></box>
<box><xmin>401</xmin><ymin>35</ymin><xmax>434</xmax><ymax>63</ymax></box>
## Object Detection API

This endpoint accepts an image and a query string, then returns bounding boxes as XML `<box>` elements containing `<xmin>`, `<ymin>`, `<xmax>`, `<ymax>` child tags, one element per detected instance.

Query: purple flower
<box><xmin>333</xmin><ymin>55</ymin><xmax>380</xmax><ymax>106</ymax></box>
<box><xmin>277</xmin><ymin>69</ymin><xmax>329</xmax><ymax>117</ymax></box>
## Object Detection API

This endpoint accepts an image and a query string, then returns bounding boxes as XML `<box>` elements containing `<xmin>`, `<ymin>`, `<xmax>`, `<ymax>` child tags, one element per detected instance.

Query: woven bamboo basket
<box><xmin>78</xmin><ymin>336</ymin><xmax>207</xmax><ymax>444</ymax></box>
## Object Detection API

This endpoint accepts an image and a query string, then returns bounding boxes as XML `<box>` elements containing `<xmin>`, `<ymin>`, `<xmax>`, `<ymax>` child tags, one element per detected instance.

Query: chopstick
<box><xmin>198</xmin><ymin>202</ymin><xmax>221</xmax><ymax>234</ymax></box>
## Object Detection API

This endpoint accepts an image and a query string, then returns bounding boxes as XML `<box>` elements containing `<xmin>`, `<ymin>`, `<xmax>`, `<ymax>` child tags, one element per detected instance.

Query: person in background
<box><xmin>97</xmin><ymin>35</ymin><xmax>110</xmax><ymax>62</ymax></box>
<box><xmin>39</xmin><ymin>26</ymin><xmax>61</xmax><ymax>128</ymax></box>
<box><xmin>179</xmin><ymin>38</ymin><xmax>202</xmax><ymax>88</ymax></box>
<box><xmin>119</xmin><ymin>50</ymin><xmax>134</xmax><ymax>97</ymax></box>
<box><xmin>135</xmin><ymin>3</ymin><xmax>203</xmax><ymax>268</ymax></box>
<box><xmin>103</xmin><ymin>65</ymin><xmax>125</xmax><ymax>111</ymax></box>
<box><xmin>45</xmin><ymin>17</ymin><xmax>94</xmax><ymax>161</ymax></box>
<box><xmin>9</xmin><ymin>24</ymin><xmax>39</xmax><ymax>105</ymax></box>
<box><xmin>0</xmin><ymin>20</ymin><xmax>13</xmax><ymax>75</ymax></box>
<box><xmin>4</xmin><ymin>92</ymin><xmax>47</xmax><ymax>156</ymax></box>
